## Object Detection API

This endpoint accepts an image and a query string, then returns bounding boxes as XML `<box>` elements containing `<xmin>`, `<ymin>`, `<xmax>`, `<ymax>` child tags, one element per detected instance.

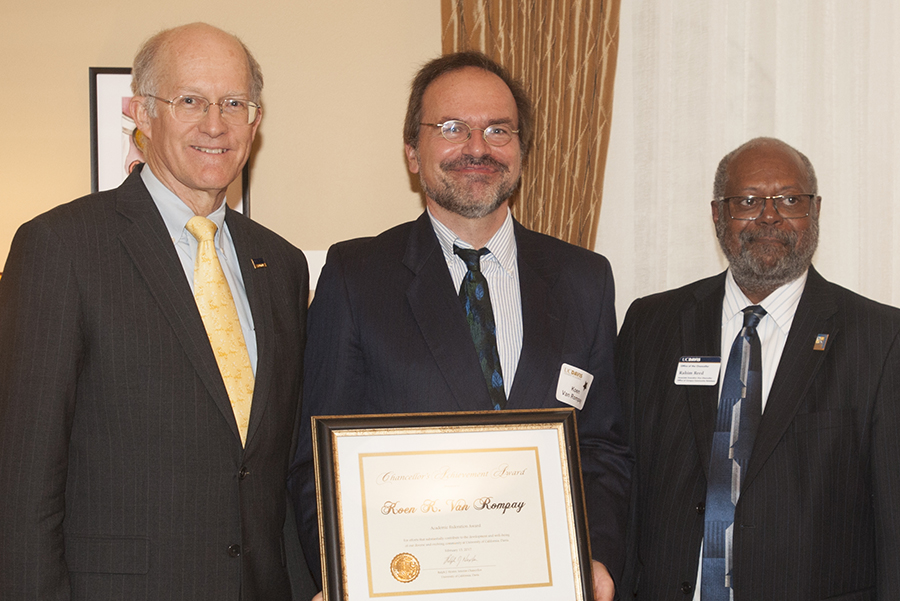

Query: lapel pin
<box><xmin>251</xmin><ymin>258</ymin><xmax>267</xmax><ymax>269</ymax></box>
<box><xmin>813</xmin><ymin>334</ymin><xmax>828</xmax><ymax>351</ymax></box>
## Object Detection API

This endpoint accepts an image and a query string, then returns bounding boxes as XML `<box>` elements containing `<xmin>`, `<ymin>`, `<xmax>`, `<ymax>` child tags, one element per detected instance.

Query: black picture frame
<box><xmin>313</xmin><ymin>408</ymin><xmax>594</xmax><ymax>601</ymax></box>
<box><xmin>89</xmin><ymin>67</ymin><xmax>250</xmax><ymax>215</ymax></box>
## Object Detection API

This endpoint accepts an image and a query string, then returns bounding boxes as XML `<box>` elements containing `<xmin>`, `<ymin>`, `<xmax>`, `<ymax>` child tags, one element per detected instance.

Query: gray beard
<box><xmin>419</xmin><ymin>155</ymin><xmax>519</xmax><ymax>219</ymax></box>
<box><xmin>715</xmin><ymin>210</ymin><xmax>819</xmax><ymax>296</ymax></box>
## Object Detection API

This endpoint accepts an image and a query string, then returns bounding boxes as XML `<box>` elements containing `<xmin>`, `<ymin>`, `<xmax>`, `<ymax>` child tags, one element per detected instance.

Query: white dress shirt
<box><xmin>693</xmin><ymin>268</ymin><xmax>808</xmax><ymax>600</ymax></box>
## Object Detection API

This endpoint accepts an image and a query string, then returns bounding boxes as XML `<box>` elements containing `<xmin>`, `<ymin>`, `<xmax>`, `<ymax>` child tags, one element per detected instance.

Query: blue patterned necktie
<box><xmin>454</xmin><ymin>246</ymin><xmax>506</xmax><ymax>410</ymax></box>
<box><xmin>701</xmin><ymin>305</ymin><xmax>766</xmax><ymax>600</ymax></box>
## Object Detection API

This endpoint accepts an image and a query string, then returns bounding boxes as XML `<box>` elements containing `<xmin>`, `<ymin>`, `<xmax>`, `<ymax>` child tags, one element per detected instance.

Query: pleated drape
<box><xmin>442</xmin><ymin>0</ymin><xmax>621</xmax><ymax>250</ymax></box>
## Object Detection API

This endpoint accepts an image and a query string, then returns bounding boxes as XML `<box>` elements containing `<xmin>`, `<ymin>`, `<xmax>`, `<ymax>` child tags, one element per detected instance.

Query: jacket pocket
<box><xmin>790</xmin><ymin>409</ymin><xmax>854</xmax><ymax>434</ymax></box>
<box><xmin>65</xmin><ymin>535</ymin><xmax>149</xmax><ymax>574</ymax></box>
<box><xmin>822</xmin><ymin>586</ymin><xmax>874</xmax><ymax>600</ymax></box>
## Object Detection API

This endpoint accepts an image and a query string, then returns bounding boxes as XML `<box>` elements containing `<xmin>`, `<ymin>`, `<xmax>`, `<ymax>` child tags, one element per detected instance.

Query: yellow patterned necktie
<box><xmin>186</xmin><ymin>216</ymin><xmax>254</xmax><ymax>446</ymax></box>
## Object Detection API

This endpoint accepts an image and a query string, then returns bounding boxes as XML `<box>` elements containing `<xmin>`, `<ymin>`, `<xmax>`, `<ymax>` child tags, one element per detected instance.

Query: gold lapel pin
<box><xmin>813</xmin><ymin>334</ymin><xmax>828</xmax><ymax>351</ymax></box>
<box><xmin>252</xmin><ymin>258</ymin><xmax>267</xmax><ymax>269</ymax></box>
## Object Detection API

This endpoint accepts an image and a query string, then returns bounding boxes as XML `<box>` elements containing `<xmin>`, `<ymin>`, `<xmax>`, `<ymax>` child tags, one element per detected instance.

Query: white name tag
<box><xmin>674</xmin><ymin>356</ymin><xmax>721</xmax><ymax>386</ymax></box>
<box><xmin>556</xmin><ymin>363</ymin><xmax>593</xmax><ymax>410</ymax></box>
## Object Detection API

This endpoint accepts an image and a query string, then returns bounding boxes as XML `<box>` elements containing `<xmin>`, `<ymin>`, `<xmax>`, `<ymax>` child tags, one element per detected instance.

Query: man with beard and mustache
<box><xmin>289</xmin><ymin>52</ymin><xmax>630</xmax><ymax>601</ymax></box>
<box><xmin>617</xmin><ymin>137</ymin><xmax>900</xmax><ymax>600</ymax></box>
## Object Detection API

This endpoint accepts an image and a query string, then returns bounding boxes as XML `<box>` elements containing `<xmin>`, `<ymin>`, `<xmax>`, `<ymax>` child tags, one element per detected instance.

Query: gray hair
<box><xmin>712</xmin><ymin>137</ymin><xmax>818</xmax><ymax>201</ymax></box>
<box><xmin>131</xmin><ymin>23</ymin><xmax>263</xmax><ymax>117</ymax></box>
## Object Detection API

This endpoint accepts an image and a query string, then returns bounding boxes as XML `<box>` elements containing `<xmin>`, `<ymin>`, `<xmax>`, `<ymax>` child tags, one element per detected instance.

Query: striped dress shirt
<box><xmin>428</xmin><ymin>208</ymin><xmax>523</xmax><ymax>397</ymax></box>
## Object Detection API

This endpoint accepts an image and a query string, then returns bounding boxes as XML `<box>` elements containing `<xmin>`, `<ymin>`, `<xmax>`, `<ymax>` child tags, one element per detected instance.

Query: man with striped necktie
<box><xmin>618</xmin><ymin>137</ymin><xmax>900</xmax><ymax>600</ymax></box>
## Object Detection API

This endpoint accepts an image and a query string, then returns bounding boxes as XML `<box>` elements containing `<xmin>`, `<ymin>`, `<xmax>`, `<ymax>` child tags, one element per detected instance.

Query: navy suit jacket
<box><xmin>289</xmin><ymin>212</ymin><xmax>631</xmax><ymax>586</ymax></box>
<box><xmin>0</xmin><ymin>168</ymin><xmax>309</xmax><ymax>601</ymax></box>
<box><xmin>617</xmin><ymin>267</ymin><xmax>900</xmax><ymax>600</ymax></box>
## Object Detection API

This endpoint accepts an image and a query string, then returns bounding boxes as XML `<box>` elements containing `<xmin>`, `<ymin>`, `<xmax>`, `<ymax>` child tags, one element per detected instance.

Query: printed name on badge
<box><xmin>674</xmin><ymin>356</ymin><xmax>721</xmax><ymax>386</ymax></box>
<box><xmin>556</xmin><ymin>363</ymin><xmax>593</xmax><ymax>410</ymax></box>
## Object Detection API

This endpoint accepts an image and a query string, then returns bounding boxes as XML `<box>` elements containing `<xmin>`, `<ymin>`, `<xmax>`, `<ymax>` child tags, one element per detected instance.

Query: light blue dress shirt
<box><xmin>141</xmin><ymin>167</ymin><xmax>258</xmax><ymax>374</ymax></box>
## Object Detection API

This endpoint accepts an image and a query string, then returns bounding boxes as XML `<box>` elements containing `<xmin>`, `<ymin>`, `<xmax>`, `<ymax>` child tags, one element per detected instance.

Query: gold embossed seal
<box><xmin>390</xmin><ymin>552</ymin><xmax>420</xmax><ymax>583</ymax></box>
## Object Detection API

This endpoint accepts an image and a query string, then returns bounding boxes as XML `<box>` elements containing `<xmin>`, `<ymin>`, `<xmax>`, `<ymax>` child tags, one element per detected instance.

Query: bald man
<box><xmin>0</xmin><ymin>23</ymin><xmax>308</xmax><ymax>601</ymax></box>
<box><xmin>618</xmin><ymin>137</ymin><xmax>900</xmax><ymax>600</ymax></box>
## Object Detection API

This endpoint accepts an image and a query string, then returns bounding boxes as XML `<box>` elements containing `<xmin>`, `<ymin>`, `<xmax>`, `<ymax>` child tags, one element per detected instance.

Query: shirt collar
<box><xmin>723</xmin><ymin>268</ymin><xmax>808</xmax><ymax>334</ymax></box>
<box><xmin>427</xmin><ymin>208</ymin><xmax>517</xmax><ymax>276</ymax></box>
<box><xmin>141</xmin><ymin>166</ymin><xmax>228</xmax><ymax>244</ymax></box>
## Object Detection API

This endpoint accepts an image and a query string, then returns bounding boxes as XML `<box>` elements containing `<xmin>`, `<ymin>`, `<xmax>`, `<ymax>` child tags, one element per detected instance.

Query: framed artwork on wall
<box><xmin>89</xmin><ymin>67</ymin><xmax>249</xmax><ymax>215</ymax></box>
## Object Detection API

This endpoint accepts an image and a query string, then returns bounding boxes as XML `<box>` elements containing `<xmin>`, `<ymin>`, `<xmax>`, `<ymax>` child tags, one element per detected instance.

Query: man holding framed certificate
<box><xmin>289</xmin><ymin>51</ymin><xmax>631</xmax><ymax>601</ymax></box>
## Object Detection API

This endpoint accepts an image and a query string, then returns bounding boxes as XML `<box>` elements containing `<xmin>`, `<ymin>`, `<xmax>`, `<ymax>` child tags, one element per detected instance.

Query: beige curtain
<box><xmin>598</xmin><ymin>0</ymin><xmax>900</xmax><ymax>321</ymax></box>
<box><xmin>442</xmin><ymin>0</ymin><xmax>621</xmax><ymax>250</ymax></box>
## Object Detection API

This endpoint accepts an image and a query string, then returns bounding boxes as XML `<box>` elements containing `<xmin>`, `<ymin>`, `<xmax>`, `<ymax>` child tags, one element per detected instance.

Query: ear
<box><xmin>405</xmin><ymin>143</ymin><xmax>420</xmax><ymax>174</ymax></box>
<box><xmin>711</xmin><ymin>200</ymin><xmax>721</xmax><ymax>224</ymax></box>
<box><xmin>130</xmin><ymin>96</ymin><xmax>153</xmax><ymax>140</ymax></box>
<box><xmin>248</xmin><ymin>109</ymin><xmax>262</xmax><ymax>143</ymax></box>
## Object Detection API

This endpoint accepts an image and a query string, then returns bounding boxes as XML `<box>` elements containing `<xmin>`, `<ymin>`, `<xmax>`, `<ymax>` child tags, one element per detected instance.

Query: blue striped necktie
<box><xmin>701</xmin><ymin>305</ymin><xmax>766</xmax><ymax>600</ymax></box>
<box><xmin>454</xmin><ymin>246</ymin><xmax>506</xmax><ymax>410</ymax></box>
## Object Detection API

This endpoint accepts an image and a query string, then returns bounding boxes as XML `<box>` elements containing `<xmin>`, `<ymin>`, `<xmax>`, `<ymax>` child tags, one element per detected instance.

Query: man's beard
<box><xmin>715</xmin><ymin>207</ymin><xmax>819</xmax><ymax>295</ymax></box>
<box><xmin>419</xmin><ymin>154</ymin><xmax>520</xmax><ymax>219</ymax></box>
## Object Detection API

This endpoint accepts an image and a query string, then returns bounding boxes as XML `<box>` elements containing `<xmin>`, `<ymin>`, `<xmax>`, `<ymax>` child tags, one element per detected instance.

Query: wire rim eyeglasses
<box><xmin>420</xmin><ymin>120</ymin><xmax>519</xmax><ymax>147</ymax></box>
<box><xmin>149</xmin><ymin>95</ymin><xmax>261</xmax><ymax>126</ymax></box>
<box><xmin>718</xmin><ymin>194</ymin><xmax>816</xmax><ymax>220</ymax></box>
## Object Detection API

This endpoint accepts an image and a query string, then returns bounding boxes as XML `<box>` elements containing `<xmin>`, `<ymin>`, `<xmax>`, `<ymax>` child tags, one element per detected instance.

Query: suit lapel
<box><xmin>506</xmin><ymin>224</ymin><xmax>566</xmax><ymax>407</ymax></box>
<box><xmin>682</xmin><ymin>274</ymin><xmax>727</xmax><ymax>475</ymax></box>
<box><xmin>227</xmin><ymin>212</ymin><xmax>274</xmax><ymax>448</ymax></box>
<box><xmin>404</xmin><ymin>214</ymin><xmax>493</xmax><ymax>411</ymax></box>
<box><xmin>115</xmin><ymin>170</ymin><xmax>242</xmax><ymax>444</ymax></box>
<box><xmin>743</xmin><ymin>267</ymin><xmax>838</xmax><ymax>490</ymax></box>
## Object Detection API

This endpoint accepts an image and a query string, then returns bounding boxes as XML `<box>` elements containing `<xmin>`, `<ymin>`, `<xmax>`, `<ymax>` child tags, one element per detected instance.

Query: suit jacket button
<box><xmin>680</xmin><ymin>582</ymin><xmax>693</xmax><ymax>594</ymax></box>
<box><xmin>239</xmin><ymin>466</ymin><xmax>250</xmax><ymax>480</ymax></box>
<box><xmin>696</xmin><ymin>501</ymin><xmax>705</xmax><ymax>514</ymax></box>
<box><xmin>227</xmin><ymin>544</ymin><xmax>241</xmax><ymax>557</ymax></box>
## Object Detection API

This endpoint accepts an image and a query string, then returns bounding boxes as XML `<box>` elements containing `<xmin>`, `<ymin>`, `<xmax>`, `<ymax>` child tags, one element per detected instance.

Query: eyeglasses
<box><xmin>149</xmin><ymin>95</ymin><xmax>261</xmax><ymax>126</ymax></box>
<box><xmin>719</xmin><ymin>194</ymin><xmax>816</xmax><ymax>220</ymax></box>
<box><xmin>420</xmin><ymin>120</ymin><xmax>519</xmax><ymax>147</ymax></box>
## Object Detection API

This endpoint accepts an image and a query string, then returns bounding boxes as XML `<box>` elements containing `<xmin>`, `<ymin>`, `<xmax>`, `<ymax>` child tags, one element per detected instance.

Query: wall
<box><xmin>0</xmin><ymin>1</ymin><xmax>441</xmax><ymax>281</ymax></box>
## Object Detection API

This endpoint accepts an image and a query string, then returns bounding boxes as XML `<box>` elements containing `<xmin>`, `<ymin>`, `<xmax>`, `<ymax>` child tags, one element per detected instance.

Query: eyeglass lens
<box><xmin>440</xmin><ymin>120</ymin><xmax>515</xmax><ymax>147</ymax></box>
<box><xmin>727</xmin><ymin>195</ymin><xmax>813</xmax><ymax>220</ymax></box>
<box><xmin>168</xmin><ymin>96</ymin><xmax>258</xmax><ymax>125</ymax></box>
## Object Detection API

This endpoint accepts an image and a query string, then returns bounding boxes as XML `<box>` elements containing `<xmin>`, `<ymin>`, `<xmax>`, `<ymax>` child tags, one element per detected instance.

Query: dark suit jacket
<box><xmin>617</xmin><ymin>267</ymin><xmax>900</xmax><ymax>600</ymax></box>
<box><xmin>0</xmin><ymin>168</ymin><xmax>309</xmax><ymax>601</ymax></box>
<box><xmin>289</xmin><ymin>212</ymin><xmax>631</xmax><ymax>587</ymax></box>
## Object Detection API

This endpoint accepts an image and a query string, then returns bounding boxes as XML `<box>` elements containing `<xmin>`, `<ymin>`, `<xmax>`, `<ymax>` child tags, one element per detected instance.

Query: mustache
<box><xmin>739</xmin><ymin>226</ymin><xmax>798</xmax><ymax>247</ymax></box>
<box><xmin>440</xmin><ymin>155</ymin><xmax>509</xmax><ymax>173</ymax></box>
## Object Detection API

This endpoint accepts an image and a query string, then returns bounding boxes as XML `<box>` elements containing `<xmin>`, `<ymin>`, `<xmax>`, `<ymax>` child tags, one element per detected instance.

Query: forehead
<box><xmin>725</xmin><ymin>143</ymin><xmax>810</xmax><ymax>194</ymax></box>
<box><xmin>422</xmin><ymin>67</ymin><xmax>518</xmax><ymax>123</ymax></box>
<box><xmin>158</xmin><ymin>29</ymin><xmax>251</xmax><ymax>94</ymax></box>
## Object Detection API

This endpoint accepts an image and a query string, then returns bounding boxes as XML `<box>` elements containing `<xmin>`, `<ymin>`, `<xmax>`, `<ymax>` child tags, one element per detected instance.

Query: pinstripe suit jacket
<box><xmin>617</xmin><ymin>268</ymin><xmax>900</xmax><ymax>600</ymax></box>
<box><xmin>289</xmin><ymin>212</ymin><xmax>631</xmax><ymax>586</ymax></box>
<box><xmin>0</xmin><ymin>168</ymin><xmax>309</xmax><ymax>601</ymax></box>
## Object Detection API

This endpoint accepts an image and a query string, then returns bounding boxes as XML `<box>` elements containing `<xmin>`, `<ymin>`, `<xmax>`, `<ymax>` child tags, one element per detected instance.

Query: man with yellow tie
<box><xmin>0</xmin><ymin>23</ymin><xmax>309</xmax><ymax>601</ymax></box>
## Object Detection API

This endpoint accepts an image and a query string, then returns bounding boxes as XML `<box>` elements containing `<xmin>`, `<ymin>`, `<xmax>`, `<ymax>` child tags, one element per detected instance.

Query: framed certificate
<box><xmin>313</xmin><ymin>409</ymin><xmax>593</xmax><ymax>601</ymax></box>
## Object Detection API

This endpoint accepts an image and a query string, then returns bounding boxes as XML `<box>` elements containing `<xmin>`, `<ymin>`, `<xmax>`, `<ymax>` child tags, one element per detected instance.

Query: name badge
<box><xmin>556</xmin><ymin>363</ymin><xmax>594</xmax><ymax>410</ymax></box>
<box><xmin>674</xmin><ymin>356</ymin><xmax>721</xmax><ymax>386</ymax></box>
